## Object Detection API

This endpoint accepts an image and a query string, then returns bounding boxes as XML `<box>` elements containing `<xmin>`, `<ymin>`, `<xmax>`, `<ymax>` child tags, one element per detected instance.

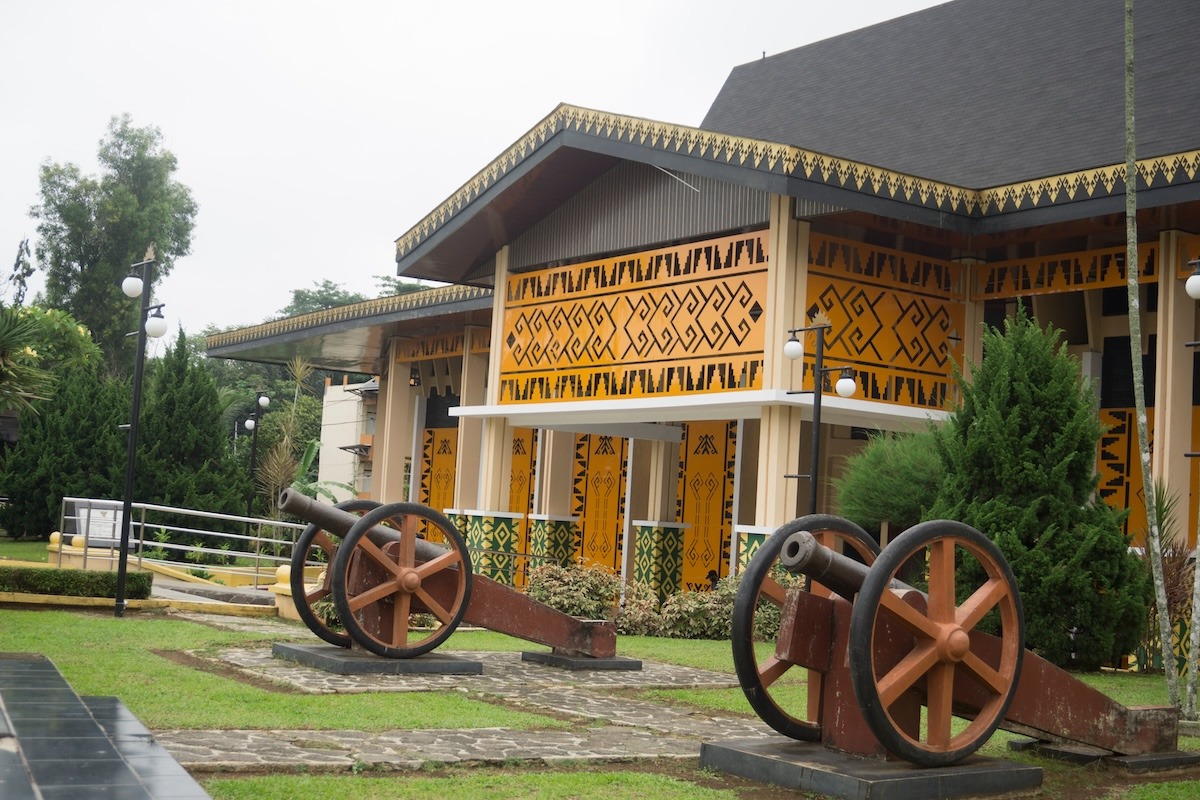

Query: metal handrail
<box><xmin>57</xmin><ymin>497</ymin><xmax>307</xmax><ymax>589</ymax></box>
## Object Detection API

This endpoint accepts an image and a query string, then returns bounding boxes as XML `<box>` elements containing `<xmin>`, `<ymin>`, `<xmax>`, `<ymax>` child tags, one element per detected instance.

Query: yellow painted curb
<box><xmin>0</xmin><ymin>591</ymin><xmax>169</xmax><ymax>610</ymax></box>
<box><xmin>163</xmin><ymin>599</ymin><xmax>279</xmax><ymax>617</ymax></box>
<box><xmin>0</xmin><ymin>591</ymin><xmax>277</xmax><ymax>617</ymax></box>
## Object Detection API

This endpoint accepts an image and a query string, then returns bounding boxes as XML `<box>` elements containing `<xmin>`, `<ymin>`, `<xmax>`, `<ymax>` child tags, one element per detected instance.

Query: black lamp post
<box><xmin>245</xmin><ymin>392</ymin><xmax>270</xmax><ymax>524</ymax></box>
<box><xmin>115</xmin><ymin>249</ymin><xmax>169</xmax><ymax>618</ymax></box>
<box><xmin>783</xmin><ymin>322</ymin><xmax>857</xmax><ymax>515</ymax></box>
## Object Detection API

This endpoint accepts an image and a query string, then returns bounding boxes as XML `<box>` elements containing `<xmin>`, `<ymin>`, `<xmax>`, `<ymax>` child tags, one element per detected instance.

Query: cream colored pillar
<box><xmin>539</xmin><ymin>430</ymin><xmax>575</xmax><ymax>516</ymax></box>
<box><xmin>455</xmin><ymin>336</ymin><xmax>488</xmax><ymax>510</ymax></box>
<box><xmin>755</xmin><ymin>195</ymin><xmax>808</xmax><ymax>527</ymax></box>
<box><xmin>473</xmin><ymin>246</ymin><xmax>512</xmax><ymax>512</ymax></box>
<box><xmin>374</xmin><ymin>340</ymin><xmax>418</xmax><ymax>503</ymax></box>
<box><xmin>1155</xmin><ymin>231</ymin><xmax>1195</xmax><ymax>546</ymax></box>
<box><xmin>644</xmin><ymin>439</ymin><xmax>677</xmax><ymax>521</ymax></box>
<box><xmin>956</xmin><ymin>259</ymin><xmax>985</xmax><ymax>369</ymax></box>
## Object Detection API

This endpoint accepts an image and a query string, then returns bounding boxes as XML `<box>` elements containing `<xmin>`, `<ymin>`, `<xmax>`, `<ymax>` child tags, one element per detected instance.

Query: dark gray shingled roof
<box><xmin>701</xmin><ymin>0</ymin><xmax>1199</xmax><ymax>187</ymax></box>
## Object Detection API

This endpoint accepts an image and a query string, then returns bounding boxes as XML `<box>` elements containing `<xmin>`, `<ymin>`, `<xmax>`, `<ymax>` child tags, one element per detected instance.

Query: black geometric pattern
<box><xmin>501</xmin><ymin>233</ymin><xmax>768</xmax><ymax>403</ymax></box>
<box><xmin>973</xmin><ymin>244</ymin><xmax>1158</xmax><ymax>300</ymax></box>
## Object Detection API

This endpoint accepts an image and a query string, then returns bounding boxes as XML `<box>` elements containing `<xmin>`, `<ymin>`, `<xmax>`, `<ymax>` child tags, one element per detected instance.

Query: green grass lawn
<box><xmin>3</xmin><ymin>606</ymin><xmax>1200</xmax><ymax>799</ymax></box>
<box><xmin>0</xmin><ymin>537</ymin><xmax>49</xmax><ymax>563</ymax></box>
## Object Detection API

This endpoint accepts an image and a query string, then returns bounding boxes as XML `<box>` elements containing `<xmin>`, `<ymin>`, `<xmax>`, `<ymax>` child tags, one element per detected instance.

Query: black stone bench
<box><xmin>0</xmin><ymin>653</ymin><xmax>209</xmax><ymax>799</ymax></box>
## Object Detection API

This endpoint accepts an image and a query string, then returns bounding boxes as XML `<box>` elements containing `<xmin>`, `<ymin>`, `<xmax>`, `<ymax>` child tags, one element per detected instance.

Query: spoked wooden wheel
<box><xmin>331</xmin><ymin>502</ymin><xmax>472</xmax><ymax>658</ymax></box>
<box><xmin>849</xmin><ymin>520</ymin><xmax>1024</xmax><ymax>767</ymax></box>
<box><xmin>732</xmin><ymin>514</ymin><xmax>880</xmax><ymax>740</ymax></box>
<box><xmin>290</xmin><ymin>499</ymin><xmax>380</xmax><ymax>647</ymax></box>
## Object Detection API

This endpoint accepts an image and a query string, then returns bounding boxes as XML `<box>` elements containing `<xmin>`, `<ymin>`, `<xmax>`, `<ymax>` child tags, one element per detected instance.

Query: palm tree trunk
<box><xmin>1124</xmin><ymin>0</ymin><xmax>1178</xmax><ymax>708</ymax></box>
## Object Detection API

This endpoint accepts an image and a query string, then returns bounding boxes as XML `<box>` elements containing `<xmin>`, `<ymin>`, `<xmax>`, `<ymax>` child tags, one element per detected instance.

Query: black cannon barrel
<box><xmin>779</xmin><ymin>530</ymin><xmax>873</xmax><ymax>601</ymax></box>
<box><xmin>278</xmin><ymin>489</ymin><xmax>450</xmax><ymax>563</ymax></box>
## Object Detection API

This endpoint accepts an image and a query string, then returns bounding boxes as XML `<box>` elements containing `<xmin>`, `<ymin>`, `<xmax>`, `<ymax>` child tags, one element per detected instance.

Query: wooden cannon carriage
<box><xmin>730</xmin><ymin>514</ymin><xmax>1180</xmax><ymax>767</ymax></box>
<box><xmin>280</xmin><ymin>491</ymin><xmax>615</xmax><ymax>661</ymax></box>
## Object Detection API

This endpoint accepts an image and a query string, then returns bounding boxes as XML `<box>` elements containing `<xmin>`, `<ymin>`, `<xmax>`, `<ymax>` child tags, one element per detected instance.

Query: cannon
<box><xmin>730</xmin><ymin>514</ymin><xmax>1180</xmax><ymax>767</ymax></box>
<box><xmin>281</xmin><ymin>491</ymin><xmax>615</xmax><ymax>660</ymax></box>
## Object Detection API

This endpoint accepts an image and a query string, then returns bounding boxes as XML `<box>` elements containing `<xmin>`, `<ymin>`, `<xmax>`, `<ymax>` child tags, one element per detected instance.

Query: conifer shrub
<box><xmin>833</xmin><ymin>427</ymin><xmax>944</xmax><ymax>538</ymax></box>
<box><xmin>930</xmin><ymin>309</ymin><xmax>1150</xmax><ymax>669</ymax></box>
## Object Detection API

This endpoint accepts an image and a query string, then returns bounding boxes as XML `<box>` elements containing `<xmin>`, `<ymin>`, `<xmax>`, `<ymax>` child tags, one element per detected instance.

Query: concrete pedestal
<box><xmin>272</xmin><ymin>643</ymin><xmax>483</xmax><ymax>675</ymax></box>
<box><xmin>700</xmin><ymin>737</ymin><xmax>1043</xmax><ymax>800</ymax></box>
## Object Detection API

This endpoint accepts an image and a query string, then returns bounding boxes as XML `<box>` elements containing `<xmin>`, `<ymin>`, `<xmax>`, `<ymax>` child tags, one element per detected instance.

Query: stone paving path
<box><xmin>156</xmin><ymin>612</ymin><xmax>774</xmax><ymax>773</ymax></box>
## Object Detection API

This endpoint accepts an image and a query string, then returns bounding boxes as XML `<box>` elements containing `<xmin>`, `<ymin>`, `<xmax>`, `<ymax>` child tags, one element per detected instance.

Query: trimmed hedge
<box><xmin>0</xmin><ymin>566</ymin><xmax>153</xmax><ymax>600</ymax></box>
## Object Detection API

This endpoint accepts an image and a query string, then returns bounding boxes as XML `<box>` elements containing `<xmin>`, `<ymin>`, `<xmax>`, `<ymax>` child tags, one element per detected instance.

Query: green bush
<box><xmin>659</xmin><ymin>576</ymin><xmax>740</xmax><ymax>640</ymax></box>
<box><xmin>0</xmin><ymin>566</ymin><xmax>153</xmax><ymax>599</ymax></box>
<box><xmin>616</xmin><ymin>580</ymin><xmax>663</xmax><ymax>636</ymax></box>
<box><xmin>525</xmin><ymin>562</ymin><xmax>620</xmax><ymax>619</ymax></box>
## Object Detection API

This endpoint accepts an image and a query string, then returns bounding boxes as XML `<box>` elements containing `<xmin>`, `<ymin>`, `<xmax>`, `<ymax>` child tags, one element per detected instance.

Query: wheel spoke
<box><xmin>306</xmin><ymin>585</ymin><xmax>330</xmax><ymax>603</ymax></box>
<box><xmin>877</xmin><ymin>641</ymin><xmax>939</xmax><ymax>708</ymax></box>
<box><xmin>958</xmin><ymin>648</ymin><xmax>1009</xmax><ymax>696</ymax></box>
<box><xmin>928</xmin><ymin>538</ymin><xmax>956</xmax><ymax>623</ymax></box>
<box><xmin>759</xmin><ymin>575</ymin><xmax>787</xmax><ymax>606</ymax></box>
<box><xmin>414</xmin><ymin>587</ymin><xmax>453</xmax><ymax>623</ymax></box>
<box><xmin>758</xmin><ymin>655</ymin><xmax>795</xmax><ymax>688</ymax></box>
<box><xmin>879</xmin><ymin>589</ymin><xmax>940</xmax><ymax>640</ymax></box>
<box><xmin>415</xmin><ymin>547</ymin><xmax>463</xmax><ymax>577</ymax></box>
<box><xmin>312</xmin><ymin>530</ymin><xmax>336</xmax><ymax>557</ymax></box>
<box><xmin>348</xmin><ymin>578</ymin><xmax>400</xmax><ymax>612</ymax></box>
<box><xmin>356</xmin><ymin>536</ymin><xmax>403</xmax><ymax>576</ymax></box>
<box><xmin>391</xmin><ymin>586</ymin><xmax>413</xmax><ymax>644</ymax></box>
<box><xmin>925</xmin><ymin>661</ymin><xmax>955</xmax><ymax>748</ymax></box>
<box><xmin>956</xmin><ymin>578</ymin><xmax>1008</xmax><ymax>631</ymax></box>
<box><xmin>398</xmin><ymin>525</ymin><xmax>417</xmax><ymax>568</ymax></box>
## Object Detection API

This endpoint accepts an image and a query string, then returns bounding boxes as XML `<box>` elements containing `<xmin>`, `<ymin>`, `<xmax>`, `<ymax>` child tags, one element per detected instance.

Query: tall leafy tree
<box><xmin>276</xmin><ymin>280</ymin><xmax>368</xmax><ymax>318</ymax></box>
<box><xmin>30</xmin><ymin>115</ymin><xmax>197</xmax><ymax>376</ymax></box>
<box><xmin>931</xmin><ymin>310</ymin><xmax>1150</xmax><ymax>669</ymax></box>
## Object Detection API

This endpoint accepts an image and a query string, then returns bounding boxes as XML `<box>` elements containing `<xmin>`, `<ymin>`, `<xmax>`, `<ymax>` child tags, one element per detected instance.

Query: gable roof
<box><xmin>702</xmin><ymin>0</ymin><xmax>1199</xmax><ymax>187</ymax></box>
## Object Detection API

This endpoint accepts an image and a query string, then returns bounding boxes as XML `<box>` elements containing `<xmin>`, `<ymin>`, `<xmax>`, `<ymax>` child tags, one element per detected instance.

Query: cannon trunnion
<box><xmin>282</xmin><ymin>491</ymin><xmax>615</xmax><ymax>660</ymax></box>
<box><xmin>730</xmin><ymin>515</ymin><xmax>1180</xmax><ymax>768</ymax></box>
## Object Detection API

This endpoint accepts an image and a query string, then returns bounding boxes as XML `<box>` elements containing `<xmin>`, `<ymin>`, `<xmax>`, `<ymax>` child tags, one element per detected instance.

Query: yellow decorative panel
<box><xmin>1097</xmin><ymin>408</ymin><xmax>1153</xmax><ymax>547</ymax></box>
<box><xmin>676</xmin><ymin>420</ymin><xmax>737</xmax><ymax>591</ymax></box>
<box><xmin>419</xmin><ymin>427</ymin><xmax>458</xmax><ymax>545</ymax></box>
<box><xmin>809</xmin><ymin>235</ymin><xmax>963</xmax><ymax>298</ymax></box>
<box><xmin>499</xmin><ymin>232</ymin><xmax>768</xmax><ymax>403</ymax></box>
<box><xmin>572</xmin><ymin>433</ymin><xmax>628</xmax><ymax>573</ymax></box>
<box><xmin>971</xmin><ymin>244</ymin><xmax>1158</xmax><ymax>301</ymax></box>
<box><xmin>807</xmin><ymin>236</ymin><xmax>965</xmax><ymax>410</ymax></box>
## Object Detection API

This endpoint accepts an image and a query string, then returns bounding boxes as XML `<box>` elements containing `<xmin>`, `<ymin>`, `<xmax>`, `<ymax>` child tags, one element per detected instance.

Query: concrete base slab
<box><xmin>1008</xmin><ymin>738</ymin><xmax>1200</xmax><ymax>773</ymax></box>
<box><xmin>1104</xmin><ymin>750</ymin><xmax>1200</xmax><ymax>773</ymax></box>
<box><xmin>272</xmin><ymin>643</ymin><xmax>483</xmax><ymax>675</ymax></box>
<box><xmin>700</xmin><ymin>737</ymin><xmax>1043</xmax><ymax>800</ymax></box>
<box><xmin>1008</xmin><ymin>737</ymin><xmax>1111</xmax><ymax>765</ymax></box>
<box><xmin>520</xmin><ymin>651</ymin><xmax>642</xmax><ymax>671</ymax></box>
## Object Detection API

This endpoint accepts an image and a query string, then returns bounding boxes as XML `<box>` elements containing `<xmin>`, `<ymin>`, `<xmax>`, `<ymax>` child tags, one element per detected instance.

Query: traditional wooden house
<box><xmin>208</xmin><ymin>0</ymin><xmax>1200</xmax><ymax>595</ymax></box>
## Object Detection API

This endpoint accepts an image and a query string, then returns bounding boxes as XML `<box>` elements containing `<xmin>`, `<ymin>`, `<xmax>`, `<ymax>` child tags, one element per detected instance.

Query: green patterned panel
<box><xmin>633</xmin><ymin>524</ymin><xmax>685</xmax><ymax>602</ymax></box>
<box><xmin>529</xmin><ymin>517</ymin><xmax>578</xmax><ymax>569</ymax></box>
<box><xmin>736</xmin><ymin>529</ymin><xmax>770</xmax><ymax>573</ymax></box>
<box><xmin>464</xmin><ymin>512</ymin><xmax>521</xmax><ymax>585</ymax></box>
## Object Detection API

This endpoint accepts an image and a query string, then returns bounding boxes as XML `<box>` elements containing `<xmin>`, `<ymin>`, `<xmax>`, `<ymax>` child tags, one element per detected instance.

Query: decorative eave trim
<box><xmin>205</xmin><ymin>285</ymin><xmax>493</xmax><ymax>349</ymax></box>
<box><xmin>393</xmin><ymin>103</ymin><xmax>1200</xmax><ymax>259</ymax></box>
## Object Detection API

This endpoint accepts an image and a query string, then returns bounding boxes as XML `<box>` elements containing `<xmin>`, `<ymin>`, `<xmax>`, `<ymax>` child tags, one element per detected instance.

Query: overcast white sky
<box><xmin>1</xmin><ymin>0</ymin><xmax>945</xmax><ymax>341</ymax></box>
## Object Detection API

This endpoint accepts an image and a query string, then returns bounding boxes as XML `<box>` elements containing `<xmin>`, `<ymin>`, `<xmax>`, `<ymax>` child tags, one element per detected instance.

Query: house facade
<box><xmin>209</xmin><ymin>0</ymin><xmax>1200</xmax><ymax>594</ymax></box>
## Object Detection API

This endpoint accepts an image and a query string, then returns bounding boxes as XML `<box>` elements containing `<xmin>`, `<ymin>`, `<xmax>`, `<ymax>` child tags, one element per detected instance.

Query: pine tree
<box><xmin>137</xmin><ymin>331</ymin><xmax>247</xmax><ymax>529</ymax></box>
<box><xmin>931</xmin><ymin>309</ymin><xmax>1150</xmax><ymax>669</ymax></box>
<box><xmin>0</xmin><ymin>367</ymin><xmax>126</xmax><ymax>539</ymax></box>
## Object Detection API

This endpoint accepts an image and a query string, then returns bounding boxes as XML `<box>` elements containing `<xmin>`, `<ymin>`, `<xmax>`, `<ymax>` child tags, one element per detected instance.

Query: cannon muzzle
<box><xmin>779</xmin><ymin>529</ymin><xmax>874</xmax><ymax>600</ymax></box>
<box><xmin>279</xmin><ymin>488</ymin><xmax>449</xmax><ymax>563</ymax></box>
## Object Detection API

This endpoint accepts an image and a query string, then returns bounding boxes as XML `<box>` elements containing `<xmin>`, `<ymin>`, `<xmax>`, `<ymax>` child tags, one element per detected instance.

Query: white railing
<box><xmin>57</xmin><ymin>497</ymin><xmax>307</xmax><ymax>588</ymax></box>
